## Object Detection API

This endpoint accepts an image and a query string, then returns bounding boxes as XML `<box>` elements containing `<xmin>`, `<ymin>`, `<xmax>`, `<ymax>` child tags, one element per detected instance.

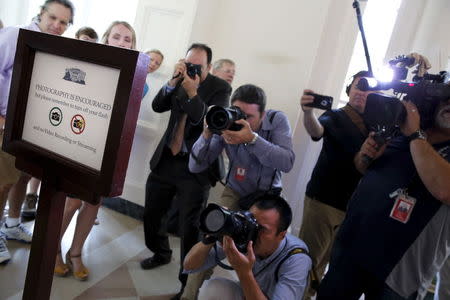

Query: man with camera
<box><xmin>317</xmin><ymin>94</ymin><xmax>450</xmax><ymax>299</ymax></box>
<box><xmin>141</xmin><ymin>43</ymin><xmax>231</xmax><ymax>294</ymax></box>
<box><xmin>298</xmin><ymin>70</ymin><xmax>375</xmax><ymax>299</ymax></box>
<box><xmin>184</xmin><ymin>195</ymin><xmax>311</xmax><ymax>300</ymax></box>
<box><xmin>181</xmin><ymin>83</ymin><xmax>295</xmax><ymax>299</ymax></box>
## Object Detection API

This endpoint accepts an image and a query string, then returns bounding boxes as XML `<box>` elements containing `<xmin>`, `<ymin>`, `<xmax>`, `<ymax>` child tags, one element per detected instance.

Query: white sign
<box><xmin>22</xmin><ymin>51</ymin><xmax>120</xmax><ymax>171</ymax></box>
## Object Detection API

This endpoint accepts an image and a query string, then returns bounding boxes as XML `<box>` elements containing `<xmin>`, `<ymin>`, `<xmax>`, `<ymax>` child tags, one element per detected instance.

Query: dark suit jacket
<box><xmin>150</xmin><ymin>74</ymin><xmax>231</xmax><ymax>184</ymax></box>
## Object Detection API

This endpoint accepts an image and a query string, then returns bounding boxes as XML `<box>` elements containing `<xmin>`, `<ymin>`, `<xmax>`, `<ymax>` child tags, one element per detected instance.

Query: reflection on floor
<box><xmin>0</xmin><ymin>207</ymin><xmax>182</xmax><ymax>300</ymax></box>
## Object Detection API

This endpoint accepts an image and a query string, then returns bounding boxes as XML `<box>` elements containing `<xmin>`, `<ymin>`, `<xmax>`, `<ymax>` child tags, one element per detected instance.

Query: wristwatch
<box><xmin>248</xmin><ymin>132</ymin><xmax>258</xmax><ymax>145</ymax></box>
<box><xmin>407</xmin><ymin>129</ymin><xmax>427</xmax><ymax>142</ymax></box>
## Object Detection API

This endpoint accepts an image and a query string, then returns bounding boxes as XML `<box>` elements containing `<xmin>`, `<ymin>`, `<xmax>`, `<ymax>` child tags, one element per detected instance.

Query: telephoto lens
<box><xmin>205</xmin><ymin>105</ymin><xmax>247</xmax><ymax>134</ymax></box>
<box><xmin>199</xmin><ymin>203</ymin><xmax>259</xmax><ymax>253</ymax></box>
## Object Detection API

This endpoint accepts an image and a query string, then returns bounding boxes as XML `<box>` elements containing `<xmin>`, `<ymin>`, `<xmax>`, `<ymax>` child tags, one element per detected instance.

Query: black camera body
<box><xmin>304</xmin><ymin>92</ymin><xmax>333</xmax><ymax>110</ymax></box>
<box><xmin>205</xmin><ymin>105</ymin><xmax>247</xmax><ymax>134</ymax></box>
<box><xmin>185</xmin><ymin>62</ymin><xmax>202</xmax><ymax>79</ymax></box>
<box><xmin>199</xmin><ymin>203</ymin><xmax>259</xmax><ymax>253</ymax></box>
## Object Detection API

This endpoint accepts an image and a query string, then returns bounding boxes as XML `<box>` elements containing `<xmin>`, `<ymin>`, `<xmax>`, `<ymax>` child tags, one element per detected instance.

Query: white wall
<box><xmin>189</xmin><ymin>0</ymin><xmax>363</xmax><ymax>233</ymax></box>
<box><xmin>386</xmin><ymin>0</ymin><xmax>450</xmax><ymax>73</ymax></box>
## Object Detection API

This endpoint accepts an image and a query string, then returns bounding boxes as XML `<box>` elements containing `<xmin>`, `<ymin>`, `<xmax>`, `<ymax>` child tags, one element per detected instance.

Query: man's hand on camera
<box><xmin>359</xmin><ymin>132</ymin><xmax>387</xmax><ymax>160</ymax></box>
<box><xmin>202</xmin><ymin>117</ymin><xmax>213</xmax><ymax>139</ymax></box>
<box><xmin>168</xmin><ymin>59</ymin><xmax>186</xmax><ymax>87</ymax></box>
<box><xmin>181</xmin><ymin>68</ymin><xmax>200</xmax><ymax>99</ymax></box>
<box><xmin>223</xmin><ymin>236</ymin><xmax>255</xmax><ymax>275</ymax></box>
<box><xmin>400</xmin><ymin>100</ymin><xmax>421</xmax><ymax>136</ymax></box>
<box><xmin>222</xmin><ymin>120</ymin><xmax>254</xmax><ymax>144</ymax></box>
<box><xmin>301</xmin><ymin>89</ymin><xmax>315</xmax><ymax>112</ymax></box>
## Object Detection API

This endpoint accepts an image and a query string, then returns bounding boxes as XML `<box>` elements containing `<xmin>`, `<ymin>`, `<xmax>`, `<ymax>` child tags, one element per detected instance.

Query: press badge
<box><xmin>389</xmin><ymin>188</ymin><xmax>416</xmax><ymax>224</ymax></box>
<box><xmin>235</xmin><ymin>167</ymin><xmax>246</xmax><ymax>181</ymax></box>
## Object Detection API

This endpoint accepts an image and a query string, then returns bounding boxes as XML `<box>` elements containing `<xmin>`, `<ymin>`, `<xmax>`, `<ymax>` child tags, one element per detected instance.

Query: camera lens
<box><xmin>204</xmin><ymin>209</ymin><xmax>226</xmax><ymax>232</ymax></box>
<box><xmin>209</xmin><ymin>110</ymin><xmax>229</xmax><ymax>130</ymax></box>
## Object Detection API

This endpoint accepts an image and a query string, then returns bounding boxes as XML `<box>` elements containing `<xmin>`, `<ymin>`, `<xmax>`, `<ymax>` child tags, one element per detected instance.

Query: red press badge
<box><xmin>235</xmin><ymin>167</ymin><xmax>246</xmax><ymax>181</ymax></box>
<box><xmin>390</xmin><ymin>194</ymin><xmax>416</xmax><ymax>224</ymax></box>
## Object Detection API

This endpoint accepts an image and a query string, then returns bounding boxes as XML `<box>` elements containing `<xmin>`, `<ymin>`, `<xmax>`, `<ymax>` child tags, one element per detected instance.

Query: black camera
<box><xmin>304</xmin><ymin>92</ymin><xmax>333</xmax><ymax>110</ymax></box>
<box><xmin>185</xmin><ymin>62</ymin><xmax>202</xmax><ymax>79</ymax></box>
<box><xmin>199</xmin><ymin>203</ymin><xmax>259</xmax><ymax>253</ymax></box>
<box><xmin>73</xmin><ymin>119</ymin><xmax>83</xmax><ymax>129</ymax></box>
<box><xmin>51</xmin><ymin>111</ymin><xmax>61</xmax><ymax>121</ymax></box>
<box><xmin>205</xmin><ymin>105</ymin><xmax>247</xmax><ymax>134</ymax></box>
<box><xmin>359</xmin><ymin>75</ymin><xmax>450</xmax><ymax>135</ymax></box>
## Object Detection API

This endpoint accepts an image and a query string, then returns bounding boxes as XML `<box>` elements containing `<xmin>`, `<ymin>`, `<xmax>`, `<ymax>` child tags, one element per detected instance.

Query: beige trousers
<box><xmin>298</xmin><ymin>196</ymin><xmax>346</xmax><ymax>300</ymax></box>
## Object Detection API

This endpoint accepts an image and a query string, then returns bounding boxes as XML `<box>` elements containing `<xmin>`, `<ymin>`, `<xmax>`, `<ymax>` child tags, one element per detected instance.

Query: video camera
<box><xmin>205</xmin><ymin>105</ymin><xmax>247</xmax><ymax>134</ymax></box>
<box><xmin>357</xmin><ymin>55</ymin><xmax>450</xmax><ymax>143</ymax></box>
<box><xmin>199</xmin><ymin>203</ymin><xmax>259</xmax><ymax>253</ymax></box>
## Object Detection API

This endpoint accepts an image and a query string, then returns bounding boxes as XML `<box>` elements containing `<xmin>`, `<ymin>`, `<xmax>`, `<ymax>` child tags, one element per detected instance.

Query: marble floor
<box><xmin>0</xmin><ymin>207</ymin><xmax>186</xmax><ymax>300</ymax></box>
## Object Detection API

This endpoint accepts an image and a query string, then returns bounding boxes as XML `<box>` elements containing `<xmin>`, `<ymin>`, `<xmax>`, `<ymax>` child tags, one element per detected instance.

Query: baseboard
<box><xmin>102</xmin><ymin>197</ymin><xmax>144</xmax><ymax>221</ymax></box>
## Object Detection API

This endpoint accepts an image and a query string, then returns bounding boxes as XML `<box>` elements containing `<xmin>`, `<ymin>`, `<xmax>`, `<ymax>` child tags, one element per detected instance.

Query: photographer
<box><xmin>317</xmin><ymin>96</ymin><xmax>450</xmax><ymax>299</ymax></box>
<box><xmin>183</xmin><ymin>196</ymin><xmax>311</xmax><ymax>300</ymax></box>
<box><xmin>298</xmin><ymin>70</ymin><xmax>375</xmax><ymax>299</ymax></box>
<box><xmin>190</xmin><ymin>84</ymin><xmax>295</xmax><ymax>206</ymax></box>
<box><xmin>182</xmin><ymin>83</ymin><xmax>295</xmax><ymax>299</ymax></box>
<box><xmin>141</xmin><ymin>43</ymin><xmax>231</xmax><ymax>295</ymax></box>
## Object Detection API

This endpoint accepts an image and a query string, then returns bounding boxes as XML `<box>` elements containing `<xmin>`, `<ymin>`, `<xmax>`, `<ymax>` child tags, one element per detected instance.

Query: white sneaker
<box><xmin>1</xmin><ymin>223</ymin><xmax>33</xmax><ymax>243</ymax></box>
<box><xmin>0</xmin><ymin>234</ymin><xmax>11</xmax><ymax>264</ymax></box>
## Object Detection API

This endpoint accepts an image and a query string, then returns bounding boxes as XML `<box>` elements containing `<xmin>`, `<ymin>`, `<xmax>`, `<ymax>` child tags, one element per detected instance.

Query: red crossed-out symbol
<box><xmin>71</xmin><ymin>114</ymin><xmax>85</xmax><ymax>134</ymax></box>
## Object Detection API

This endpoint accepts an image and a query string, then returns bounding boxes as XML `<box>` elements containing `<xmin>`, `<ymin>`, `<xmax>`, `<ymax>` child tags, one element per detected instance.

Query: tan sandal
<box><xmin>66</xmin><ymin>251</ymin><xmax>89</xmax><ymax>281</ymax></box>
<box><xmin>54</xmin><ymin>251</ymin><xmax>69</xmax><ymax>277</ymax></box>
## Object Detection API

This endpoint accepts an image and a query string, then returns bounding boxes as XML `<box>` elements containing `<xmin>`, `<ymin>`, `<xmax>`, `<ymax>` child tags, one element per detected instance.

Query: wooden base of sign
<box><xmin>22</xmin><ymin>170</ymin><xmax>66</xmax><ymax>300</ymax></box>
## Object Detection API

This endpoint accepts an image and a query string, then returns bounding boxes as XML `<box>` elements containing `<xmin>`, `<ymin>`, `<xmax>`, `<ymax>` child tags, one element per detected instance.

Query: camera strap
<box><xmin>342</xmin><ymin>104</ymin><xmax>368</xmax><ymax>137</ymax></box>
<box><xmin>214</xmin><ymin>243</ymin><xmax>234</xmax><ymax>270</ymax></box>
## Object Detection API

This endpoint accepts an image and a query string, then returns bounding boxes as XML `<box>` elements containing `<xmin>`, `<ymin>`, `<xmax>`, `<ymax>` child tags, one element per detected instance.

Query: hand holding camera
<box><xmin>400</xmin><ymin>101</ymin><xmax>421</xmax><ymax>137</ymax></box>
<box><xmin>301</xmin><ymin>89</ymin><xmax>333</xmax><ymax>111</ymax></box>
<box><xmin>181</xmin><ymin>67</ymin><xmax>200</xmax><ymax>99</ymax></box>
<box><xmin>169</xmin><ymin>59</ymin><xmax>187</xmax><ymax>85</ymax></box>
<box><xmin>359</xmin><ymin>132</ymin><xmax>387</xmax><ymax>164</ymax></box>
<box><xmin>222</xmin><ymin>120</ymin><xmax>254</xmax><ymax>145</ymax></box>
<box><xmin>222</xmin><ymin>236</ymin><xmax>256</xmax><ymax>273</ymax></box>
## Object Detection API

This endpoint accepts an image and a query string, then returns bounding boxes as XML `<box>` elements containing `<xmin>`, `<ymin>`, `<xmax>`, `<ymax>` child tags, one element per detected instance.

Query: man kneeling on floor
<box><xmin>183</xmin><ymin>195</ymin><xmax>311</xmax><ymax>300</ymax></box>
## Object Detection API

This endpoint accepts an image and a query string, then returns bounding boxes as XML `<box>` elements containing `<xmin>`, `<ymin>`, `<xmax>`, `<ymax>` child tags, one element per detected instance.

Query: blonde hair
<box><xmin>145</xmin><ymin>49</ymin><xmax>164</xmax><ymax>61</ymax></box>
<box><xmin>101</xmin><ymin>21</ymin><xmax>136</xmax><ymax>50</ymax></box>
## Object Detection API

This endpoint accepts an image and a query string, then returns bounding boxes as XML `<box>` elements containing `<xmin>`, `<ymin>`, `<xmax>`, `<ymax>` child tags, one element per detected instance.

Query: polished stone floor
<box><xmin>0</xmin><ymin>207</ymin><xmax>185</xmax><ymax>300</ymax></box>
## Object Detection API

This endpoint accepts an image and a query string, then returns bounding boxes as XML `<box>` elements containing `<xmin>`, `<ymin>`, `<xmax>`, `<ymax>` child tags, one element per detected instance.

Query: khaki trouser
<box><xmin>298</xmin><ymin>196</ymin><xmax>346</xmax><ymax>300</ymax></box>
<box><xmin>182</xmin><ymin>186</ymin><xmax>240</xmax><ymax>300</ymax></box>
<box><xmin>0</xmin><ymin>130</ymin><xmax>21</xmax><ymax>185</ymax></box>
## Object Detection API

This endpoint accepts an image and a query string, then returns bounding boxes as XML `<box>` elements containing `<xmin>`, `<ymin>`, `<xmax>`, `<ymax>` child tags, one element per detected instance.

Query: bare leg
<box><xmin>0</xmin><ymin>184</ymin><xmax>13</xmax><ymax>221</ymax></box>
<box><xmin>7</xmin><ymin>173</ymin><xmax>31</xmax><ymax>218</ymax></box>
<box><xmin>56</xmin><ymin>197</ymin><xmax>82</xmax><ymax>268</ymax></box>
<box><xmin>28</xmin><ymin>178</ymin><xmax>41</xmax><ymax>195</ymax></box>
<box><xmin>68</xmin><ymin>199</ymin><xmax>101</xmax><ymax>272</ymax></box>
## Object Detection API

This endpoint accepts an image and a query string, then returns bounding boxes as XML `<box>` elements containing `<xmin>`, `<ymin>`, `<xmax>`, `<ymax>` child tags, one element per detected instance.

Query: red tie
<box><xmin>169</xmin><ymin>113</ymin><xmax>187</xmax><ymax>155</ymax></box>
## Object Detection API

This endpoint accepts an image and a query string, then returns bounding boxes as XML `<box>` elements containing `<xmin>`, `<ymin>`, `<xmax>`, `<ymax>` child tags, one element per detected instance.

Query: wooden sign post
<box><xmin>2</xmin><ymin>29</ymin><xmax>149</xmax><ymax>300</ymax></box>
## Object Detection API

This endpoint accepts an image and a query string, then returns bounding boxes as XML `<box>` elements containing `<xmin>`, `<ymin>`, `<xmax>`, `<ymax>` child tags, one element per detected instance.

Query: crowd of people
<box><xmin>0</xmin><ymin>0</ymin><xmax>449</xmax><ymax>300</ymax></box>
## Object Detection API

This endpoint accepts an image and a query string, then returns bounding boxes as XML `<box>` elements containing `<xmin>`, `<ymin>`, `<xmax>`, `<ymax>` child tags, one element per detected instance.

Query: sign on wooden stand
<box><xmin>3</xmin><ymin>29</ymin><xmax>149</xmax><ymax>300</ymax></box>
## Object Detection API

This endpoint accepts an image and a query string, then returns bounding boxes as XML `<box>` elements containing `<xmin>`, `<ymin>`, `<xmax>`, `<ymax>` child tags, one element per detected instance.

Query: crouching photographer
<box><xmin>183</xmin><ymin>196</ymin><xmax>312</xmax><ymax>300</ymax></box>
<box><xmin>318</xmin><ymin>84</ymin><xmax>450</xmax><ymax>299</ymax></box>
<box><xmin>181</xmin><ymin>84</ymin><xmax>295</xmax><ymax>299</ymax></box>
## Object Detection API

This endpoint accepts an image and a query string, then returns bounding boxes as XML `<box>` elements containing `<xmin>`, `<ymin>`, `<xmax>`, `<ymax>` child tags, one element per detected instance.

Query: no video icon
<box><xmin>71</xmin><ymin>114</ymin><xmax>85</xmax><ymax>134</ymax></box>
